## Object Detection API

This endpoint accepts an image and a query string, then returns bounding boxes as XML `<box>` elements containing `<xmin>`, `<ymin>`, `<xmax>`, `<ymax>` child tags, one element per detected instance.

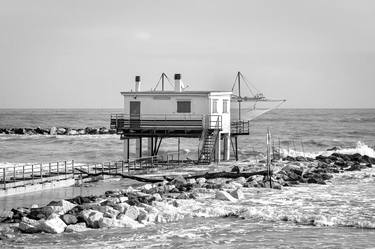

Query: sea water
<box><xmin>0</xmin><ymin>108</ymin><xmax>375</xmax><ymax>248</ymax></box>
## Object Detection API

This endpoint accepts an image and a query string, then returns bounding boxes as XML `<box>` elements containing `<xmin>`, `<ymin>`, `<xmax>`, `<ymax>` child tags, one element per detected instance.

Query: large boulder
<box><xmin>19</xmin><ymin>217</ymin><xmax>43</xmax><ymax>233</ymax></box>
<box><xmin>47</xmin><ymin>200</ymin><xmax>77</xmax><ymax>215</ymax></box>
<box><xmin>56</xmin><ymin>128</ymin><xmax>66</xmax><ymax>135</ymax></box>
<box><xmin>80</xmin><ymin>210</ymin><xmax>104</xmax><ymax>228</ymax></box>
<box><xmin>68</xmin><ymin>129</ymin><xmax>78</xmax><ymax>135</ymax></box>
<box><xmin>95</xmin><ymin>206</ymin><xmax>119</xmax><ymax>218</ymax></box>
<box><xmin>215</xmin><ymin>191</ymin><xmax>238</xmax><ymax>202</ymax></box>
<box><xmin>230</xmin><ymin>188</ymin><xmax>244</xmax><ymax>200</ymax></box>
<box><xmin>65</xmin><ymin>223</ymin><xmax>90</xmax><ymax>233</ymax></box>
<box><xmin>50</xmin><ymin>127</ymin><xmax>57</xmax><ymax>135</ymax></box>
<box><xmin>28</xmin><ymin>206</ymin><xmax>54</xmax><ymax>220</ymax></box>
<box><xmin>60</xmin><ymin>214</ymin><xmax>78</xmax><ymax>225</ymax></box>
<box><xmin>125</xmin><ymin>206</ymin><xmax>140</xmax><ymax>220</ymax></box>
<box><xmin>40</xmin><ymin>213</ymin><xmax>67</xmax><ymax>234</ymax></box>
<box><xmin>170</xmin><ymin>175</ymin><xmax>187</xmax><ymax>188</ymax></box>
<box><xmin>113</xmin><ymin>202</ymin><xmax>130</xmax><ymax>213</ymax></box>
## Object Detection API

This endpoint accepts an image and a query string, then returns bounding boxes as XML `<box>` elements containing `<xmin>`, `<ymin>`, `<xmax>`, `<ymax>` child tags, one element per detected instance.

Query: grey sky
<box><xmin>0</xmin><ymin>0</ymin><xmax>374</xmax><ymax>108</ymax></box>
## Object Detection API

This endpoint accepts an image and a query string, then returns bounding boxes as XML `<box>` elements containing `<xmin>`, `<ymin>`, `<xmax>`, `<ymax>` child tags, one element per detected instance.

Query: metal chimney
<box><xmin>135</xmin><ymin>76</ymin><xmax>141</xmax><ymax>92</ymax></box>
<box><xmin>174</xmin><ymin>73</ymin><xmax>183</xmax><ymax>92</ymax></box>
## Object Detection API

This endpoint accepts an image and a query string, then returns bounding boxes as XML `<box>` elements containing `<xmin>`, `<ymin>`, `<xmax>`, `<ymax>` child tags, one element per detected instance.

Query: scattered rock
<box><xmin>60</xmin><ymin>214</ymin><xmax>78</xmax><ymax>225</ymax></box>
<box><xmin>18</xmin><ymin>217</ymin><xmax>42</xmax><ymax>233</ymax></box>
<box><xmin>125</xmin><ymin>206</ymin><xmax>140</xmax><ymax>220</ymax></box>
<box><xmin>80</xmin><ymin>210</ymin><xmax>104</xmax><ymax>228</ymax></box>
<box><xmin>65</xmin><ymin>223</ymin><xmax>90</xmax><ymax>233</ymax></box>
<box><xmin>40</xmin><ymin>213</ymin><xmax>67</xmax><ymax>234</ymax></box>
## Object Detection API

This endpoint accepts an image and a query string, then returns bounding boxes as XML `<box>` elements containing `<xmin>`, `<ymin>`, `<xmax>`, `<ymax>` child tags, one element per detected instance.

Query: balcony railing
<box><xmin>110</xmin><ymin>114</ymin><xmax>222</xmax><ymax>131</ymax></box>
<box><xmin>231</xmin><ymin>120</ymin><xmax>250</xmax><ymax>135</ymax></box>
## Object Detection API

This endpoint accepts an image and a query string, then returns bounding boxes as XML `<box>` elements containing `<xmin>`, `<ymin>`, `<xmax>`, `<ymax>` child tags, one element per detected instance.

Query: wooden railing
<box><xmin>110</xmin><ymin>114</ymin><xmax>222</xmax><ymax>131</ymax></box>
<box><xmin>0</xmin><ymin>161</ymin><xmax>75</xmax><ymax>190</ymax></box>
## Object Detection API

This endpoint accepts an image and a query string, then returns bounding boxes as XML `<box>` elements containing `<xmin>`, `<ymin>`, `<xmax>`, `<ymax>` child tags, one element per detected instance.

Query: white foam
<box><xmin>281</xmin><ymin>141</ymin><xmax>375</xmax><ymax>158</ymax></box>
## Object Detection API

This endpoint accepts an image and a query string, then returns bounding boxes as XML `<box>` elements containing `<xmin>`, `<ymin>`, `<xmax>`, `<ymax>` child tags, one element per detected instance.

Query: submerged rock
<box><xmin>215</xmin><ymin>191</ymin><xmax>238</xmax><ymax>202</ymax></box>
<box><xmin>230</xmin><ymin>188</ymin><xmax>244</xmax><ymax>200</ymax></box>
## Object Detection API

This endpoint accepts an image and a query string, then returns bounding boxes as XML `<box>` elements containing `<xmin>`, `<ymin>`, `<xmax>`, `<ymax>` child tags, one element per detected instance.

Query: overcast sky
<box><xmin>0</xmin><ymin>0</ymin><xmax>374</xmax><ymax>108</ymax></box>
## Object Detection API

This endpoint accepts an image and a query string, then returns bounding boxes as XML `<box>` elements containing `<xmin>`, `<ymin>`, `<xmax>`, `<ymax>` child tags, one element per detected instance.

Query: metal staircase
<box><xmin>197</xmin><ymin>128</ymin><xmax>220</xmax><ymax>164</ymax></box>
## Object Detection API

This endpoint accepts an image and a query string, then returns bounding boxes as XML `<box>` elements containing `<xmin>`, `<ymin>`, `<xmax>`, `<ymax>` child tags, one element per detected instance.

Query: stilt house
<box><xmin>110</xmin><ymin>73</ymin><xmax>250</xmax><ymax>164</ymax></box>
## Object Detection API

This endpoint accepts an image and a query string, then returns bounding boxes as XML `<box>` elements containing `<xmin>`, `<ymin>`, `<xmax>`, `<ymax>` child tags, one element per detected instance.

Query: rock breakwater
<box><xmin>0</xmin><ymin>152</ymin><xmax>374</xmax><ymax>239</ymax></box>
<box><xmin>0</xmin><ymin>127</ymin><xmax>116</xmax><ymax>135</ymax></box>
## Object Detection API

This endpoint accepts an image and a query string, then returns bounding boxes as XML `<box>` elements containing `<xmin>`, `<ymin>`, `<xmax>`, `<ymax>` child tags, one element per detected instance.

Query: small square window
<box><xmin>177</xmin><ymin>101</ymin><xmax>191</xmax><ymax>113</ymax></box>
<box><xmin>223</xmin><ymin>100</ymin><xmax>228</xmax><ymax>113</ymax></box>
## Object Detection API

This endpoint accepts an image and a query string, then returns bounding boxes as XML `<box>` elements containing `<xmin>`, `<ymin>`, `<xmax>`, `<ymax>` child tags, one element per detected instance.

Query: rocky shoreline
<box><xmin>0</xmin><ymin>127</ymin><xmax>116</xmax><ymax>135</ymax></box>
<box><xmin>0</xmin><ymin>152</ymin><xmax>374</xmax><ymax>240</ymax></box>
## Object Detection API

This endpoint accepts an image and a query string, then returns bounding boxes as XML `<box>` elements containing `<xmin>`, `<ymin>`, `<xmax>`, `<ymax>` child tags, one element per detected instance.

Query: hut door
<box><xmin>130</xmin><ymin>101</ymin><xmax>141</xmax><ymax>128</ymax></box>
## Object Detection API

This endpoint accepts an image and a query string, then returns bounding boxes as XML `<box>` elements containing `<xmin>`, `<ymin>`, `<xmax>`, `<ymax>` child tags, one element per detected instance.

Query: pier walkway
<box><xmin>0</xmin><ymin>154</ymin><xmax>191</xmax><ymax>196</ymax></box>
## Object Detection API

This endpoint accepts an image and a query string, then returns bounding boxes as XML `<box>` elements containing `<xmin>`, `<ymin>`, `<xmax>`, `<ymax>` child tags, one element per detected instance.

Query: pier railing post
<box><xmin>49</xmin><ymin>162</ymin><xmax>51</xmax><ymax>176</ymax></box>
<box><xmin>57</xmin><ymin>162</ymin><xmax>59</xmax><ymax>176</ymax></box>
<box><xmin>3</xmin><ymin>168</ymin><xmax>6</xmax><ymax>190</ymax></box>
<box><xmin>40</xmin><ymin>164</ymin><xmax>43</xmax><ymax>181</ymax></box>
<box><xmin>32</xmin><ymin>164</ymin><xmax>34</xmax><ymax>184</ymax></box>
<box><xmin>102</xmin><ymin>163</ymin><xmax>104</xmax><ymax>176</ymax></box>
<box><xmin>121</xmin><ymin>161</ymin><xmax>124</xmax><ymax>174</ymax></box>
<box><xmin>22</xmin><ymin>166</ymin><xmax>25</xmax><ymax>181</ymax></box>
<box><xmin>13</xmin><ymin>166</ymin><xmax>16</xmax><ymax>183</ymax></box>
<box><xmin>64</xmin><ymin>161</ymin><xmax>67</xmax><ymax>178</ymax></box>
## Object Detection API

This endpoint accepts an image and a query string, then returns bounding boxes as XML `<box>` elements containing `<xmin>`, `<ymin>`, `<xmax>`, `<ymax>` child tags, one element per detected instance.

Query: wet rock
<box><xmin>28</xmin><ymin>206</ymin><xmax>54</xmax><ymax>220</ymax></box>
<box><xmin>113</xmin><ymin>202</ymin><xmax>130</xmax><ymax>213</ymax></box>
<box><xmin>231</xmin><ymin>165</ymin><xmax>242</xmax><ymax>173</ymax></box>
<box><xmin>35</xmin><ymin>127</ymin><xmax>49</xmax><ymax>135</ymax></box>
<box><xmin>56</xmin><ymin>128</ymin><xmax>66</xmax><ymax>135</ymax></box>
<box><xmin>68</xmin><ymin>129</ymin><xmax>78</xmax><ymax>135</ymax></box>
<box><xmin>234</xmin><ymin>177</ymin><xmax>246</xmax><ymax>185</ymax></box>
<box><xmin>50</xmin><ymin>127</ymin><xmax>57</xmax><ymax>135</ymax></box>
<box><xmin>230</xmin><ymin>188</ymin><xmax>244</xmax><ymax>200</ymax></box>
<box><xmin>125</xmin><ymin>206</ymin><xmax>140</xmax><ymax>220</ymax></box>
<box><xmin>99</xmin><ymin>127</ymin><xmax>109</xmax><ymax>134</ymax></box>
<box><xmin>85</xmin><ymin>127</ymin><xmax>98</xmax><ymax>135</ymax></box>
<box><xmin>18</xmin><ymin>217</ymin><xmax>42</xmax><ymax>233</ymax></box>
<box><xmin>14</xmin><ymin>128</ymin><xmax>25</xmax><ymax>135</ymax></box>
<box><xmin>327</xmin><ymin>146</ymin><xmax>342</xmax><ymax>151</ymax></box>
<box><xmin>80</xmin><ymin>210</ymin><xmax>104</xmax><ymax>228</ymax></box>
<box><xmin>67</xmin><ymin>195</ymin><xmax>96</xmax><ymax>205</ymax></box>
<box><xmin>97</xmin><ymin>206</ymin><xmax>120</xmax><ymax>218</ymax></box>
<box><xmin>170</xmin><ymin>175</ymin><xmax>187</xmax><ymax>188</ymax></box>
<box><xmin>215</xmin><ymin>190</ymin><xmax>238</xmax><ymax>202</ymax></box>
<box><xmin>77</xmin><ymin>129</ymin><xmax>86</xmax><ymax>135</ymax></box>
<box><xmin>65</xmin><ymin>223</ymin><xmax>90</xmax><ymax>233</ymax></box>
<box><xmin>40</xmin><ymin>213</ymin><xmax>67</xmax><ymax>234</ymax></box>
<box><xmin>11</xmin><ymin>208</ymin><xmax>29</xmax><ymax>222</ymax></box>
<box><xmin>0</xmin><ymin>210</ymin><xmax>14</xmax><ymax>222</ymax></box>
<box><xmin>60</xmin><ymin>214</ymin><xmax>78</xmax><ymax>225</ymax></box>
<box><xmin>346</xmin><ymin>163</ymin><xmax>365</xmax><ymax>171</ymax></box>
<box><xmin>47</xmin><ymin>200</ymin><xmax>76</xmax><ymax>215</ymax></box>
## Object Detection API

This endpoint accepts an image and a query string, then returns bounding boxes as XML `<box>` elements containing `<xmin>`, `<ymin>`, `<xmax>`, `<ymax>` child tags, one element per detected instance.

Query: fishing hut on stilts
<box><xmin>110</xmin><ymin>72</ymin><xmax>283</xmax><ymax>166</ymax></box>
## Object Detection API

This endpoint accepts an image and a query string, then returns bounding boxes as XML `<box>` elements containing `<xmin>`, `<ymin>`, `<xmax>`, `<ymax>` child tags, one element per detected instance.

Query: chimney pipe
<box><xmin>135</xmin><ymin>76</ymin><xmax>141</xmax><ymax>92</ymax></box>
<box><xmin>174</xmin><ymin>73</ymin><xmax>183</xmax><ymax>92</ymax></box>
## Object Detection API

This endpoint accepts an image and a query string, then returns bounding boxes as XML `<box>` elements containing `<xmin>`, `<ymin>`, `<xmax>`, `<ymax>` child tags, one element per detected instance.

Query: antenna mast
<box><xmin>237</xmin><ymin>71</ymin><xmax>242</xmax><ymax>121</ymax></box>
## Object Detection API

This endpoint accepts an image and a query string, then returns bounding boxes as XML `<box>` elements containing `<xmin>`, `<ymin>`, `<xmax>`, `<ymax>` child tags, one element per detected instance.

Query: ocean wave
<box><xmin>281</xmin><ymin>141</ymin><xmax>375</xmax><ymax>158</ymax></box>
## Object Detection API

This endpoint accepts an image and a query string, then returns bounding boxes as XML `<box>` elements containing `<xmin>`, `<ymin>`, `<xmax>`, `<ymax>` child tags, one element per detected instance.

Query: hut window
<box><xmin>223</xmin><ymin>100</ymin><xmax>228</xmax><ymax>113</ymax></box>
<box><xmin>212</xmin><ymin>99</ymin><xmax>218</xmax><ymax>113</ymax></box>
<box><xmin>177</xmin><ymin>101</ymin><xmax>191</xmax><ymax>113</ymax></box>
